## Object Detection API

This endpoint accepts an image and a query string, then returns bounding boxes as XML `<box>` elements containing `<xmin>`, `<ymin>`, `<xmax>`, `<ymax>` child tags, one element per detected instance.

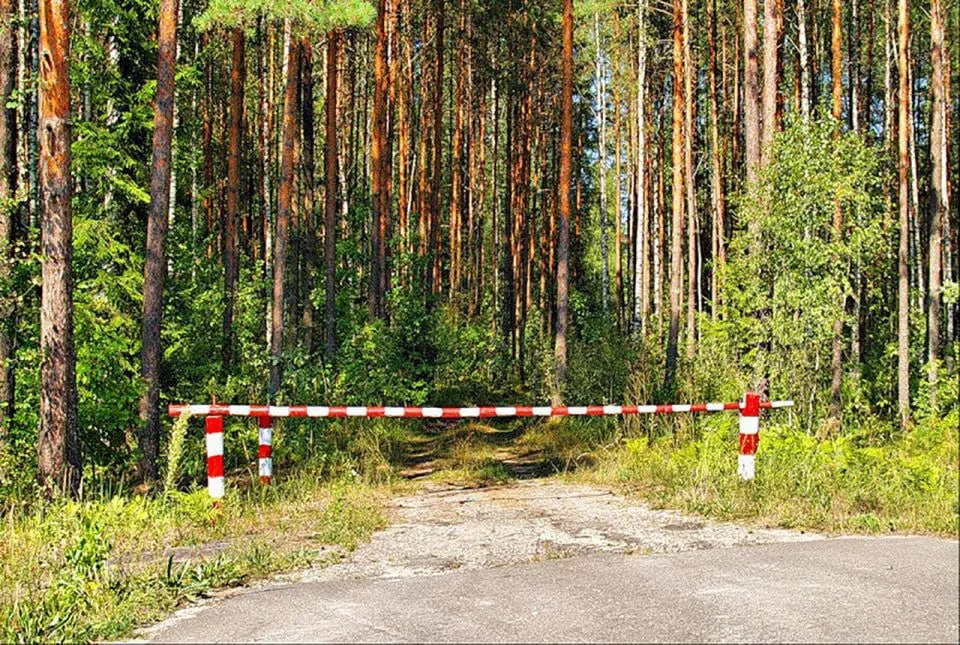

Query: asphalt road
<box><xmin>148</xmin><ymin>536</ymin><xmax>959</xmax><ymax>643</ymax></box>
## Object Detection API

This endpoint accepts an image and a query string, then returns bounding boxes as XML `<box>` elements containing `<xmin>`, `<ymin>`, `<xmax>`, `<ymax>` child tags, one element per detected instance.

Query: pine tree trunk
<box><xmin>324</xmin><ymin>30</ymin><xmax>339</xmax><ymax>363</ymax></box>
<box><xmin>259</xmin><ymin>20</ymin><xmax>275</xmax><ymax>357</ymax></box>
<box><xmin>0</xmin><ymin>0</ymin><xmax>17</xmax><ymax>432</ymax></box>
<box><xmin>370</xmin><ymin>0</ymin><xmax>387</xmax><ymax>317</ymax></box>
<box><xmin>138</xmin><ymin>0</ymin><xmax>178</xmax><ymax>483</ymax></box>
<box><xmin>300</xmin><ymin>37</ymin><xmax>316</xmax><ymax>354</ymax></box>
<box><xmin>828</xmin><ymin>0</ymin><xmax>844</xmax><ymax>419</ymax></box>
<box><xmin>431</xmin><ymin>0</ymin><xmax>444</xmax><ymax>295</ymax></box>
<box><xmin>555</xmin><ymin>0</ymin><xmax>573</xmax><ymax>400</ymax></box>
<box><xmin>270</xmin><ymin>23</ymin><xmax>298</xmax><ymax>401</ymax></box>
<box><xmin>417</xmin><ymin>10</ymin><xmax>432</xmax><ymax>265</ymax></box>
<box><xmin>928</xmin><ymin>0</ymin><xmax>945</xmax><ymax>409</ymax></box>
<box><xmin>798</xmin><ymin>0</ymin><xmax>810</xmax><ymax>119</ymax></box>
<box><xmin>614</xmin><ymin>79</ymin><xmax>624</xmax><ymax>331</ymax></box>
<box><xmin>634</xmin><ymin>0</ymin><xmax>647</xmax><ymax>333</ymax></box>
<box><xmin>223</xmin><ymin>28</ymin><xmax>243</xmax><ymax>373</ymax></box>
<box><xmin>683</xmin><ymin>0</ymin><xmax>696</xmax><ymax>358</ymax></box>
<box><xmin>743</xmin><ymin>0</ymin><xmax>760</xmax><ymax>190</ymax></box>
<box><xmin>594</xmin><ymin>12</ymin><xmax>609</xmax><ymax>314</ymax></box>
<box><xmin>202</xmin><ymin>32</ymin><xmax>214</xmax><ymax>254</ymax></box>
<box><xmin>761</xmin><ymin>0</ymin><xmax>779</xmax><ymax>163</ymax></box>
<box><xmin>449</xmin><ymin>0</ymin><xmax>467</xmax><ymax>297</ymax></box>
<box><xmin>708</xmin><ymin>0</ymin><xmax>725</xmax><ymax>320</ymax></box>
<box><xmin>395</xmin><ymin>1</ymin><xmax>410</xmax><ymax>265</ymax></box>
<box><xmin>896</xmin><ymin>0</ymin><xmax>910</xmax><ymax>428</ymax></box>
<box><xmin>666</xmin><ymin>0</ymin><xmax>685</xmax><ymax>389</ymax></box>
<box><xmin>849</xmin><ymin>0</ymin><xmax>860</xmax><ymax>131</ymax></box>
<box><xmin>38</xmin><ymin>0</ymin><xmax>80</xmax><ymax>496</ymax></box>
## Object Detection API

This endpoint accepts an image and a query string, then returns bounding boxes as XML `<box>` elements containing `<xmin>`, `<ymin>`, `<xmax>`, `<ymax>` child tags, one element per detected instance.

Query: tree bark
<box><xmin>594</xmin><ymin>12</ymin><xmax>608</xmax><ymax>314</ymax></box>
<box><xmin>666</xmin><ymin>0</ymin><xmax>685</xmax><ymax>388</ymax></box>
<box><xmin>300</xmin><ymin>36</ymin><xmax>316</xmax><ymax>354</ymax></box>
<box><xmin>0</xmin><ymin>0</ymin><xmax>17</xmax><ymax>432</ymax></box>
<box><xmin>896</xmin><ymin>0</ymin><xmax>910</xmax><ymax>428</ymax></box>
<box><xmin>270</xmin><ymin>23</ymin><xmax>299</xmax><ymax>401</ymax></box>
<box><xmin>707</xmin><ymin>0</ymin><xmax>726</xmax><ymax>319</ymax></box>
<box><xmin>743</xmin><ymin>0</ymin><xmax>760</xmax><ymax>189</ymax></box>
<box><xmin>324</xmin><ymin>30</ymin><xmax>339</xmax><ymax>363</ymax></box>
<box><xmin>138</xmin><ymin>0</ymin><xmax>178</xmax><ymax>483</ymax></box>
<box><xmin>430</xmin><ymin>0</ymin><xmax>444</xmax><ymax>295</ymax></box>
<box><xmin>683</xmin><ymin>0</ymin><xmax>696</xmax><ymax>358</ymax></box>
<box><xmin>634</xmin><ymin>0</ymin><xmax>647</xmax><ymax>333</ymax></box>
<box><xmin>761</xmin><ymin>0</ymin><xmax>780</xmax><ymax>164</ymax></box>
<box><xmin>449</xmin><ymin>0</ymin><xmax>467</xmax><ymax>297</ymax></box>
<box><xmin>370</xmin><ymin>0</ymin><xmax>387</xmax><ymax>317</ymax></box>
<box><xmin>223</xmin><ymin>28</ymin><xmax>243</xmax><ymax>373</ymax></box>
<box><xmin>928</xmin><ymin>0</ymin><xmax>945</xmax><ymax>409</ymax></box>
<box><xmin>38</xmin><ymin>0</ymin><xmax>80</xmax><ymax>496</ymax></box>
<box><xmin>828</xmin><ymin>0</ymin><xmax>844</xmax><ymax>419</ymax></box>
<box><xmin>798</xmin><ymin>0</ymin><xmax>810</xmax><ymax>119</ymax></box>
<box><xmin>555</xmin><ymin>0</ymin><xmax>573</xmax><ymax>399</ymax></box>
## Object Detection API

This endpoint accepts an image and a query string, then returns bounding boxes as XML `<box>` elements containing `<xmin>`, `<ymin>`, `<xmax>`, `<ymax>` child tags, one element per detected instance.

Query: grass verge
<box><xmin>0</xmin><ymin>474</ymin><xmax>388</xmax><ymax>642</ymax></box>
<box><xmin>581</xmin><ymin>411</ymin><xmax>959</xmax><ymax>536</ymax></box>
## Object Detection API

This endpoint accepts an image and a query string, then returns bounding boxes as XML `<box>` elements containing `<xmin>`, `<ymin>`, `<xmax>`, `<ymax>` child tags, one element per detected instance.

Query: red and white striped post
<box><xmin>258</xmin><ymin>415</ymin><xmax>272</xmax><ymax>484</ymax></box>
<box><xmin>738</xmin><ymin>392</ymin><xmax>760</xmax><ymax>481</ymax></box>
<box><xmin>205</xmin><ymin>415</ymin><xmax>225</xmax><ymax>501</ymax></box>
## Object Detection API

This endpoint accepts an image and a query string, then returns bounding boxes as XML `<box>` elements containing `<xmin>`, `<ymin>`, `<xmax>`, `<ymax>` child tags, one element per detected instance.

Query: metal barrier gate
<box><xmin>168</xmin><ymin>392</ymin><xmax>793</xmax><ymax>500</ymax></box>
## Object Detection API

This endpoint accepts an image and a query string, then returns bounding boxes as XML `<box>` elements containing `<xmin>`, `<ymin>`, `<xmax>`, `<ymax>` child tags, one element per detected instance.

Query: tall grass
<box><xmin>592</xmin><ymin>411</ymin><xmax>959</xmax><ymax>535</ymax></box>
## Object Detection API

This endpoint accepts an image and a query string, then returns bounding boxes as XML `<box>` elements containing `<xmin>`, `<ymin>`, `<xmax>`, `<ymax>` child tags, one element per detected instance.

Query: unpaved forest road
<box><xmin>144</xmin><ymin>479</ymin><xmax>959</xmax><ymax>643</ymax></box>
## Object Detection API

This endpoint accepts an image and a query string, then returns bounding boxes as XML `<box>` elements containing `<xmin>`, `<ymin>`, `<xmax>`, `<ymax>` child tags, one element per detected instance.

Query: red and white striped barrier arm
<box><xmin>169</xmin><ymin>400</ymin><xmax>793</xmax><ymax>419</ymax></box>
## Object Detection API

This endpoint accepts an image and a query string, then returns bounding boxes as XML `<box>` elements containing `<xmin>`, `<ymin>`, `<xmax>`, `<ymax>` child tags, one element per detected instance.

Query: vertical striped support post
<box><xmin>738</xmin><ymin>392</ymin><xmax>760</xmax><ymax>481</ymax></box>
<box><xmin>206</xmin><ymin>415</ymin><xmax>225</xmax><ymax>501</ymax></box>
<box><xmin>258</xmin><ymin>415</ymin><xmax>272</xmax><ymax>484</ymax></box>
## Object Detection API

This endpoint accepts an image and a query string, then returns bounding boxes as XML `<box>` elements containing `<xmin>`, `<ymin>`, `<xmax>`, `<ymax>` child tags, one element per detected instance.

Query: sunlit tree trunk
<box><xmin>849</xmin><ymin>0</ymin><xmax>860</xmax><ymax>131</ymax></box>
<box><xmin>666</xmin><ymin>0</ymin><xmax>684</xmax><ymax>388</ymax></box>
<box><xmin>430</xmin><ymin>0</ymin><xmax>444</xmax><ymax>295</ymax></box>
<box><xmin>370</xmin><ymin>0</ymin><xmax>387</xmax><ymax>317</ymax></box>
<box><xmin>223</xmin><ymin>28</ymin><xmax>243</xmax><ymax>373</ymax></box>
<box><xmin>634</xmin><ymin>0</ymin><xmax>647</xmax><ymax>333</ymax></box>
<box><xmin>761</xmin><ymin>0</ymin><xmax>780</xmax><ymax>164</ymax></box>
<box><xmin>38</xmin><ymin>0</ymin><xmax>80</xmax><ymax>496</ymax></box>
<box><xmin>708</xmin><ymin>0</ymin><xmax>725</xmax><ymax>319</ymax></box>
<box><xmin>798</xmin><ymin>0</ymin><xmax>810</xmax><ymax>119</ymax></box>
<box><xmin>270</xmin><ymin>22</ymin><xmax>298</xmax><ymax>401</ymax></box>
<box><xmin>138</xmin><ymin>0</ymin><xmax>178</xmax><ymax>483</ymax></box>
<box><xmin>896</xmin><ymin>0</ymin><xmax>910</xmax><ymax>428</ymax></box>
<box><xmin>614</xmin><ymin>79</ymin><xmax>624</xmax><ymax>331</ymax></box>
<box><xmin>828</xmin><ymin>0</ymin><xmax>844</xmax><ymax>419</ymax></box>
<box><xmin>395</xmin><ymin>1</ymin><xmax>410</xmax><ymax>267</ymax></box>
<box><xmin>555</xmin><ymin>0</ymin><xmax>573</xmax><ymax>399</ymax></box>
<box><xmin>928</xmin><ymin>0</ymin><xmax>946</xmax><ymax>409</ymax></box>
<box><xmin>202</xmin><ymin>32</ymin><xmax>214</xmax><ymax>254</ymax></box>
<box><xmin>743</xmin><ymin>0</ymin><xmax>760</xmax><ymax>191</ymax></box>
<box><xmin>594</xmin><ymin>12</ymin><xmax>609</xmax><ymax>314</ymax></box>
<box><xmin>449</xmin><ymin>0</ymin><xmax>467</xmax><ymax>297</ymax></box>
<box><xmin>683</xmin><ymin>0</ymin><xmax>696</xmax><ymax>358</ymax></box>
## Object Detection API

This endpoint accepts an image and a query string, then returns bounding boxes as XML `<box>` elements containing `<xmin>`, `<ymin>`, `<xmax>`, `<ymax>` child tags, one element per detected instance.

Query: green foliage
<box><xmin>195</xmin><ymin>0</ymin><xmax>375</xmax><ymax>33</ymax></box>
<box><xmin>163</xmin><ymin>411</ymin><xmax>191</xmax><ymax>493</ymax></box>
<box><xmin>723</xmin><ymin>114</ymin><xmax>889</xmax><ymax>417</ymax></box>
